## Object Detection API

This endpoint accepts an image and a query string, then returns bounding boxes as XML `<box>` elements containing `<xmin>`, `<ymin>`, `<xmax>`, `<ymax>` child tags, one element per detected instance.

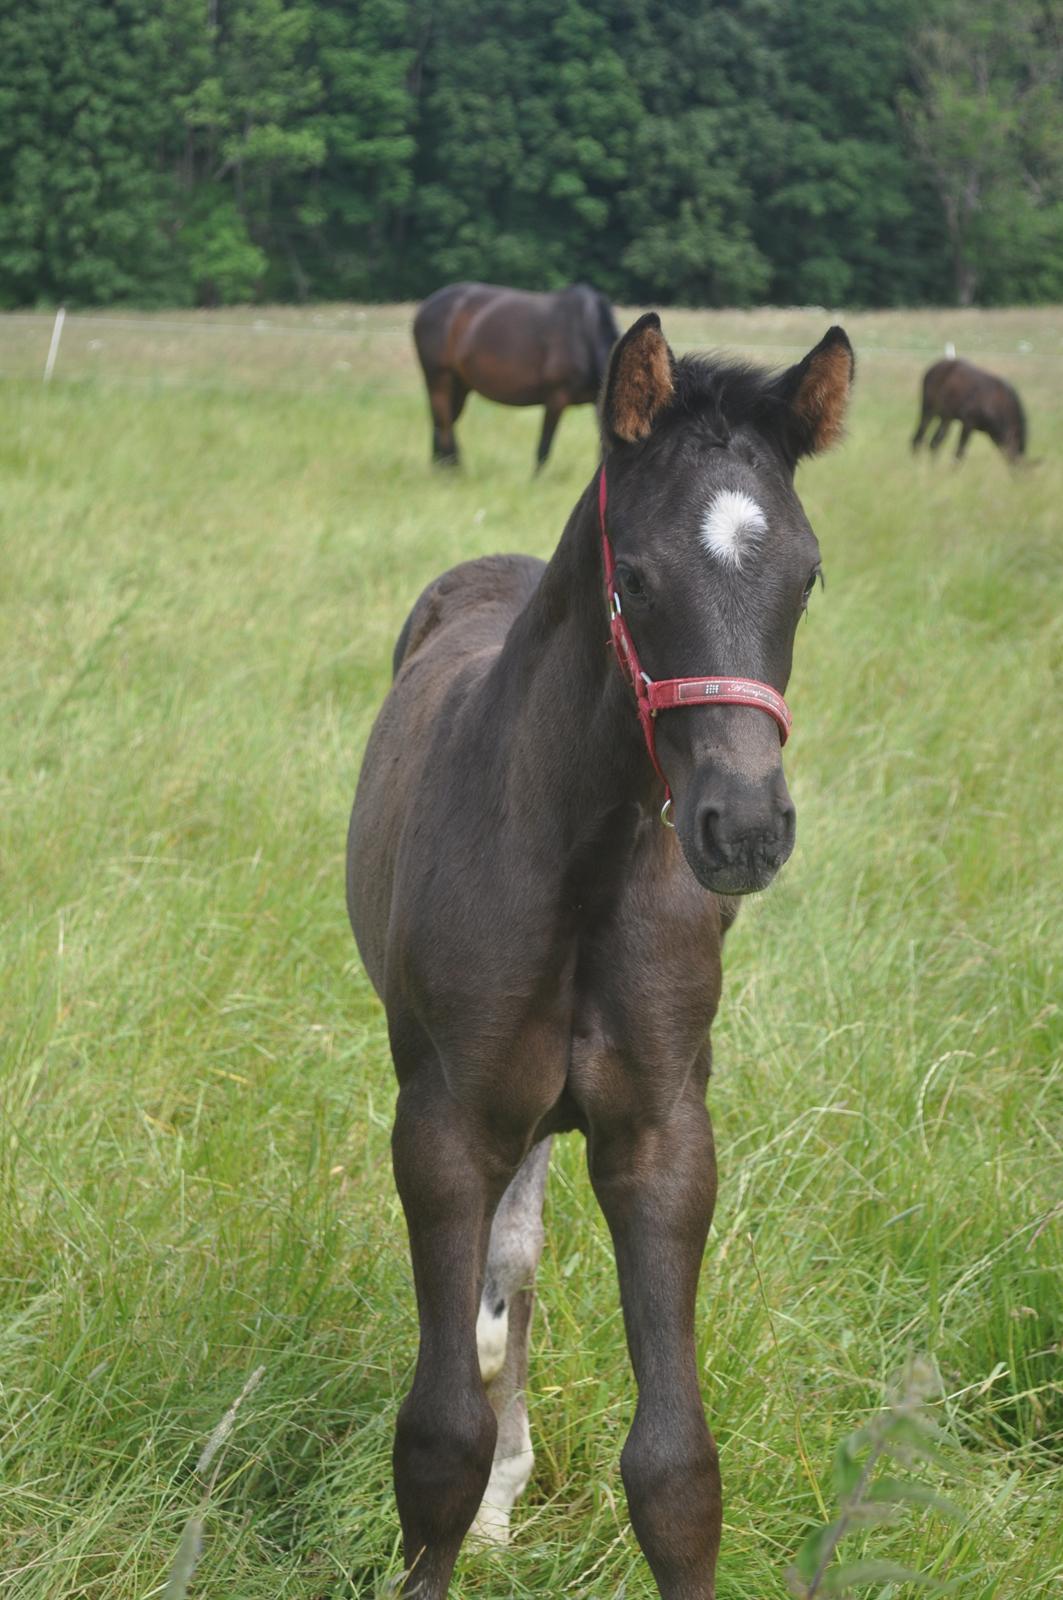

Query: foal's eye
<box><xmin>802</xmin><ymin>566</ymin><xmax>823</xmax><ymax>610</ymax></box>
<box><xmin>617</xmin><ymin>564</ymin><xmax>646</xmax><ymax>601</ymax></box>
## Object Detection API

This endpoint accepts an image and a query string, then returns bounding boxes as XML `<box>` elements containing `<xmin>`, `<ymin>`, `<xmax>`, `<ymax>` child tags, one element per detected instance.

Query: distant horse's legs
<box><xmin>450</xmin><ymin>378</ymin><xmax>469</xmax><ymax>428</ymax></box>
<box><xmin>955</xmin><ymin>422</ymin><xmax>973</xmax><ymax>461</ymax></box>
<box><xmin>588</xmin><ymin>1091</ymin><xmax>721</xmax><ymax>1599</ymax></box>
<box><xmin>928</xmin><ymin>417</ymin><xmax>952</xmax><ymax>453</ymax></box>
<box><xmin>471</xmin><ymin>1137</ymin><xmax>552</xmax><ymax>1543</ymax></box>
<box><xmin>390</xmin><ymin>1073</ymin><xmax>520</xmax><ymax>1596</ymax></box>
<box><xmin>427</xmin><ymin>371</ymin><xmax>462</xmax><ymax>467</ymax></box>
<box><xmin>911</xmin><ymin>403</ymin><xmax>932</xmax><ymax>451</ymax></box>
<box><xmin>535</xmin><ymin>395</ymin><xmax>567</xmax><ymax>473</ymax></box>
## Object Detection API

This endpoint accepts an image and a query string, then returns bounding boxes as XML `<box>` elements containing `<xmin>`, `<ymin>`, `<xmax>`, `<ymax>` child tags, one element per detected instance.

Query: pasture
<box><xmin>1</xmin><ymin>303</ymin><xmax>1061</xmax><ymax>1598</ymax></box>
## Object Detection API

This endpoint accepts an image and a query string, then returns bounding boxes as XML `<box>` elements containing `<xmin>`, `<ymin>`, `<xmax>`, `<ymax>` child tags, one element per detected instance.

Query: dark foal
<box><xmin>912</xmin><ymin>357</ymin><xmax>1026</xmax><ymax>463</ymax></box>
<box><xmin>347</xmin><ymin>313</ymin><xmax>853</xmax><ymax>1597</ymax></box>
<box><xmin>413</xmin><ymin>281</ymin><xmax>620</xmax><ymax>471</ymax></box>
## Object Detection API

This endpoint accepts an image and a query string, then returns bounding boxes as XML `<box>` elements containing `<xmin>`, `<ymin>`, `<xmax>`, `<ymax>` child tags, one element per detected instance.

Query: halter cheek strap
<box><xmin>598</xmin><ymin>465</ymin><xmax>792</xmax><ymax>824</ymax></box>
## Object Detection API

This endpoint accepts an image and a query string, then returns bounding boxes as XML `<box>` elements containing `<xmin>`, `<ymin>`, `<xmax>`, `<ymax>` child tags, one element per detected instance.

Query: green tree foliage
<box><xmin>164</xmin><ymin>0</ymin><xmax>324</xmax><ymax>303</ymax></box>
<box><xmin>301</xmin><ymin>0</ymin><xmax>416</xmax><ymax>298</ymax></box>
<box><xmin>405</xmin><ymin>0</ymin><xmax>637</xmax><ymax>296</ymax></box>
<box><xmin>900</xmin><ymin>0</ymin><xmax>1063</xmax><ymax>306</ymax></box>
<box><xmin>0</xmin><ymin>2</ymin><xmax>189</xmax><ymax>307</ymax></box>
<box><xmin>0</xmin><ymin>0</ymin><xmax>1059</xmax><ymax>309</ymax></box>
<box><xmin>753</xmin><ymin>0</ymin><xmax>950</xmax><ymax>307</ymax></box>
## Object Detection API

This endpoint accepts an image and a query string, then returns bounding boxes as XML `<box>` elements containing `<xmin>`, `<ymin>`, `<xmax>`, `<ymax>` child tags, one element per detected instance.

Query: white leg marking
<box><xmin>469</xmin><ymin>1406</ymin><xmax>533</xmax><ymax>1545</ymax></box>
<box><xmin>476</xmin><ymin>1298</ymin><xmax>509</xmax><ymax>1384</ymax></box>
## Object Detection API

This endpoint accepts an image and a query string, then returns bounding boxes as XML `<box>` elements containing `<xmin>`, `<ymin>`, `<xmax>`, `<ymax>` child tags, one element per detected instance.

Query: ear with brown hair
<box><xmin>773</xmin><ymin>326</ymin><xmax>854</xmax><ymax>461</ymax></box>
<box><xmin>601</xmin><ymin>311</ymin><xmax>675</xmax><ymax>448</ymax></box>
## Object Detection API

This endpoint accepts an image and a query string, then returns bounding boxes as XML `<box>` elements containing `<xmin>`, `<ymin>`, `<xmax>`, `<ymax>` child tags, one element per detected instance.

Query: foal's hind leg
<box><xmin>391</xmin><ymin>1072</ymin><xmax>521</xmax><ymax>1595</ymax></box>
<box><xmin>471</xmin><ymin>1137</ymin><xmax>552</xmax><ymax>1543</ymax></box>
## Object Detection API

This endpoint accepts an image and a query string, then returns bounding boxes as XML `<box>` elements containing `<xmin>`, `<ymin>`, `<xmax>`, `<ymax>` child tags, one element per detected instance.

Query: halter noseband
<box><xmin>598</xmin><ymin>465</ymin><xmax>792</xmax><ymax>826</ymax></box>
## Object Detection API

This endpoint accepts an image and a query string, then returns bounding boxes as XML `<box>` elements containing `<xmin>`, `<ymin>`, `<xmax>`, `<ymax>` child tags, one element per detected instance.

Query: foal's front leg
<box><xmin>390</xmin><ymin>1072</ymin><xmax>520</xmax><ymax>1597</ymax></box>
<box><xmin>588</xmin><ymin>1089</ymin><xmax>721</xmax><ymax>1600</ymax></box>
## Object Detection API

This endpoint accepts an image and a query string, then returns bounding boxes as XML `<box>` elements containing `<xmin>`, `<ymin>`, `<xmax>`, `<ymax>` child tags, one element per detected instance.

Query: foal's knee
<box><xmin>394</xmin><ymin>1382</ymin><xmax>498</xmax><ymax>1539</ymax></box>
<box><xmin>621</xmin><ymin>1412</ymin><xmax>721</xmax><ymax>1575</ymax></box>
<box><xmin>622</xmin><ymin>1413</ymin><xmax>717</xmax><ymax>1508</ymax></box>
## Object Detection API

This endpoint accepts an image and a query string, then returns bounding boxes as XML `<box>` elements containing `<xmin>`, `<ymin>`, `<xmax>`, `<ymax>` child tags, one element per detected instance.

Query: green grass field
<box><xmin>1</xmin><ymin>304</ymin><xmax>1061</xmax><ymax>1599</ymax></box>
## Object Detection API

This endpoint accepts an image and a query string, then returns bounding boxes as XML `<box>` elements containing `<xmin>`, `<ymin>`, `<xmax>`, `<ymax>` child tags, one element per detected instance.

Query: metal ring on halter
<box><xmin>660</xmin><ymin>797</ymin><xmax>675</xmax><ymax>828</ymax></box>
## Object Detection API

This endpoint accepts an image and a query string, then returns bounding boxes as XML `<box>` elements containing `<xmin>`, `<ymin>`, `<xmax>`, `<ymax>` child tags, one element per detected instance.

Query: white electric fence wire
<box><xmin>3</xmin><ymin>308</ymin><xmax>1057</xmax><ymax>394</ymax></box>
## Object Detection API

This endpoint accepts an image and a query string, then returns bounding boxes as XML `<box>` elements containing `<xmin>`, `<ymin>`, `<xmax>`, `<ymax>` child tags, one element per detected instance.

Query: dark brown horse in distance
<box><xmin>347</xmin><ymin>312</ymin><xmax>853</xmax><ymax>1597</ymax></box>
<box><xmin>912</xmin><ymin>357</ymin><xmax>1026</xmax><ymax>462</ymax></box>
<box><xmin>413</xmin><ymin>281</ymin><xmax>620</xmax><ymax>470</ymax></box>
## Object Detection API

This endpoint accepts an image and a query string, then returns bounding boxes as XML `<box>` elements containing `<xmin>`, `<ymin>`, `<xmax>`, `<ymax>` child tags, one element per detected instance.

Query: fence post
<box><xmin>43</xmin><ymin>306</ymin><xmax>66</xmax><ymax>382</ymax></box>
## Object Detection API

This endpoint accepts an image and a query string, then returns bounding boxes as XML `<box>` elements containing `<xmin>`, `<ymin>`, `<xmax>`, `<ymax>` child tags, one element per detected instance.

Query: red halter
<box><xmin>598</xmin><ymin>465</ymin><xmax>792</xmax><ymax>823</ymax></box>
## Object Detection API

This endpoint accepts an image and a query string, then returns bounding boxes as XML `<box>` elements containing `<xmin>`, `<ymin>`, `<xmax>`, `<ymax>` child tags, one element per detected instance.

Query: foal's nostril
<box><xmin>698</xmin><ymin>803</ymin><xmax>724</xmax><ymax>862</ymax></box>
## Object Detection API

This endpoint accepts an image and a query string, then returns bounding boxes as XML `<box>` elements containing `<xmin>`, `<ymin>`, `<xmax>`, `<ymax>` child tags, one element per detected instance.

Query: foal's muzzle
<box><xmin>679</xmin><ymin>769</ymin><xmax>796</xmax><ymax>895</ymax></box>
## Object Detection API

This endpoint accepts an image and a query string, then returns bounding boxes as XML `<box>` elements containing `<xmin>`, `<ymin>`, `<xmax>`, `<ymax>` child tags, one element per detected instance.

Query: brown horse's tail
<box><xmin>584</xmin><ymin>288</ymin><xmax>621</xmax><ymax>389</ymax></box>
<box><xmin>596</xmin><ymin>292</ymin><xmax>621</xmax><ymax>351</ymax></box>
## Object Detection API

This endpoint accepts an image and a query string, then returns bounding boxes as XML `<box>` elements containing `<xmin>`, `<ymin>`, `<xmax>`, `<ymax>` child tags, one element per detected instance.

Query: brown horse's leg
<box><xmin>588</xmin><ymin>1091</ymin><xmax>721</xmax><ymax>1600</ymax></box>
<box><xmin>911</xmin><ymin>404</ymin><xmax>932</xmax><ymax>451</ymax></box>
<box><xmin>928</xmin><ymin>417</ymin><xmax>951</xmax><ymax>453</ymax></box>
<box><xmin>427</xmin><ymin>371</ymin><xmax>461</xmax><ymax>467</ymax></box>
<box><xmin>535</xmin><ymin>395</ymin><xmax>567</xmax><ymax>473</ymax></box>
<box><xmin>955</xmin><ymin>422</ymin><xmax>973</xmax><ymax>460</ymax></box>
<box><xmin>390</xmin><ymin>1071</ymin><xmax>519</xmax><ymax>1596</ymax></box>
<box><xmin>471</xmin><ymin>1137</ymin><xmax>552</xmax><ymax>1543</ymax></box>
<box><xmin>451</xmin><ymin>378</ymin><xmax>470</xmax><ymax>426</ymax></box>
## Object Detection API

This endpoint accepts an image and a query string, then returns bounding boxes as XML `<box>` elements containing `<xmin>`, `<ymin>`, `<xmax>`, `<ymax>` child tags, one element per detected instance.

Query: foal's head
<box><xmin>599</xmin><ymin>313</ymin><xmax>853</xmax><ymax>895</ymax></box>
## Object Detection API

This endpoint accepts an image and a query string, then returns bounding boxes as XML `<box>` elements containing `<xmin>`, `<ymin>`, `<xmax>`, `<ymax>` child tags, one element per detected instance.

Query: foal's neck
<box><xmin>493</xmin><ymin>478</ymin><xmax>655</xmax><ymax>857</ymax></box>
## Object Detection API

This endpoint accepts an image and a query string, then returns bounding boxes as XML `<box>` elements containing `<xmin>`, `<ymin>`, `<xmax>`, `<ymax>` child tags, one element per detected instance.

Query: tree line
<box><xmin>2</xmin><ymin>0</ymin><xmax>1061</xmax><ymax>312</ymax></box>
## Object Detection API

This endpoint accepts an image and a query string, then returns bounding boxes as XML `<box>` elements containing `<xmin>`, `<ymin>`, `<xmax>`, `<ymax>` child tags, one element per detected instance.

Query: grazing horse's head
<box><xmin>599</xmin><ymin>313</ymin><xmax>853</xmax><ymax>895</ymax></box>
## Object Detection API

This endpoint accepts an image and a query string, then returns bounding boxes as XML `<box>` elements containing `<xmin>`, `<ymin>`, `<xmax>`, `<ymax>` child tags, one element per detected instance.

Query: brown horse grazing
<box><xmin>912</xmin><ymin>357</ymin><xmax>1026</xmax><ymax>462</ymax></box>
<box><xmin>347</xmin><ymin>312</ymin><xmax>854</xmax><ymax>1598</ymax></box>
<box><xmin>412</xmin><ymin>281</ymin><xmax>621</xmax><ymax>470</ymax></box>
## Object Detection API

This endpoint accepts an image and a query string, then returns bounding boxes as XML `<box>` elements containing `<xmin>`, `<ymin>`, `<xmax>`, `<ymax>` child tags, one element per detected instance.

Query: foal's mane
<box><xmin>662</xmin><ymin>353</ymin><xmax>790</xmax><ymax>448</ymax></box>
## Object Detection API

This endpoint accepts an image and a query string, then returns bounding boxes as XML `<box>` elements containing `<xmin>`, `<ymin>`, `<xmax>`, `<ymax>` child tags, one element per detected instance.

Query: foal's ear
<box><xmin>772</xmin><ymin>326</ymin><xmax>854</xmax><ymax>460</ymax></box>
<box><xmin>601</xmin><ymin>311</ymin><xmax>675</xmax><ymax>448</ymax></box>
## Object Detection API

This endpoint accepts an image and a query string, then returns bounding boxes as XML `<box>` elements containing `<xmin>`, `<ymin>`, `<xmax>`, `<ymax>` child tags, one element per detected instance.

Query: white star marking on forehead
<box><xmin>700</xmin><ymin>488</ymin><xmax>768</xmax><ymax>569</ymax></box>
